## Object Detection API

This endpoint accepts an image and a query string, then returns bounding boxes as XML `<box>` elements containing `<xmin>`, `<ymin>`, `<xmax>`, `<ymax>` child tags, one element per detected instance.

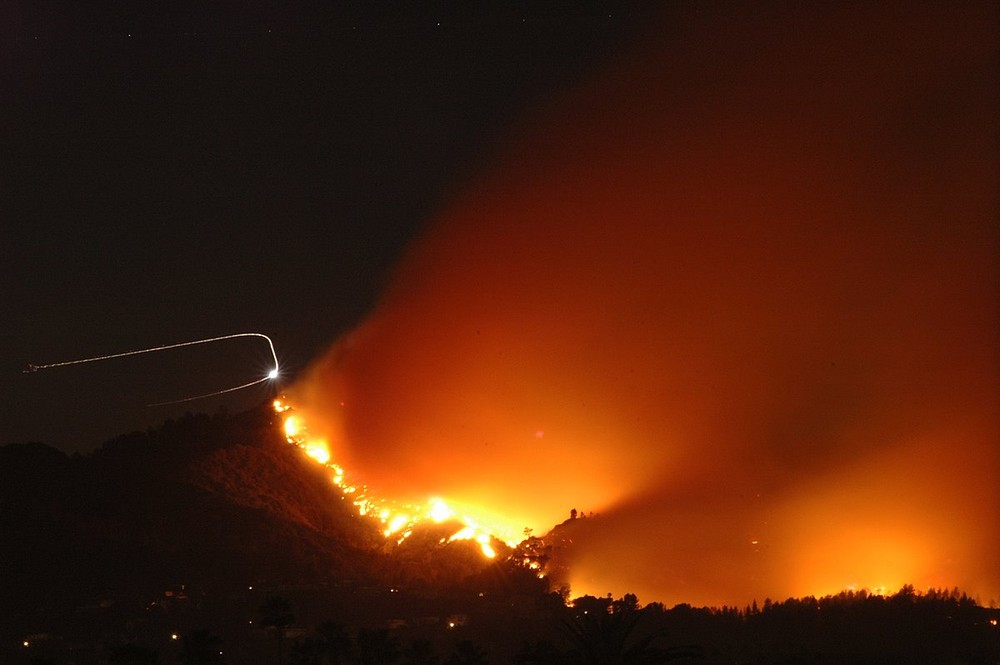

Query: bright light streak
<box><xmin>25</xmin><ymin>332</ymin><xmax>281</xmax><ymax>406</ymax></box>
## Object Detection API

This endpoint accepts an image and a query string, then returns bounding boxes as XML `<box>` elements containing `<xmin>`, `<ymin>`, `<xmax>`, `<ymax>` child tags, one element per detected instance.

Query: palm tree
<box><xmin>316</xmin><ymin>621</ymin><xmax>355</xmax><ymax>665</ymax></box>
<box><xmin>561</xmin><ymin>595</ymin><xmax>662</xmax><ymax>665</ymax></box>
<box><xmin>259</xmin><ymin>596</ymin><xmax>296</xmax><ymax>665</ymax></box>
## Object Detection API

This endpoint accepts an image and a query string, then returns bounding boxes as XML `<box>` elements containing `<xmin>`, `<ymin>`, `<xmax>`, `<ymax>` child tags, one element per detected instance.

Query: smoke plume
<box><xmin>290</xmin><ymin>2</ymin><xmax>999</xmax><ymax>606</ymax></box>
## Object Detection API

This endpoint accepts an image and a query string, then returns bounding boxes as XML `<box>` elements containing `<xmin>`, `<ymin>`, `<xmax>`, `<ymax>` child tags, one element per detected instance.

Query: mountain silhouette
<box><xmin>0</xmin><ymin>405</ymin><xmax>391</xmax><ymax>613</ymax></box>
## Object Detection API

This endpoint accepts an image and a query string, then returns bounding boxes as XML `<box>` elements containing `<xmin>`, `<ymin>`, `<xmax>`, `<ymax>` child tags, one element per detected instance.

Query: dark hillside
<box><xmin>0</xmin><ymin>405</ymin><xmax>383</xmax><ymax>620</ymax></box>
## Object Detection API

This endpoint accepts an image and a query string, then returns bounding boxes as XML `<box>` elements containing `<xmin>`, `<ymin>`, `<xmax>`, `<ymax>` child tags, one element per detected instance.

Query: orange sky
<box><xmin>290</xmin><ymin>2</ymin><xmax>999</xmax><ymax>606</ymax></box>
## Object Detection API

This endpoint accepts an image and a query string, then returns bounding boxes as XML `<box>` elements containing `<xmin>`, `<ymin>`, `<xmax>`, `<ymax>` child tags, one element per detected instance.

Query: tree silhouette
<box><xmin>561</xmin><ymin>595</ymin><xmax>672</xmax><ymax>665</ymax></box>
<box><xmin>260</xmin><ymin>596</ymin><xmax>296</xmax><ymax>665</ymax></box>
<box><xmin>316</xmin><ymin>621</ymin><xmax>355</xmax><ymax>665</ymax></box>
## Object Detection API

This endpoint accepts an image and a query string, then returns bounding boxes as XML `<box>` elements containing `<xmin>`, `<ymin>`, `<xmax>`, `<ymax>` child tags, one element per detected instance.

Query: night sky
<box><xmin>3</xmin><ymin>2</ymin><xmax>649</xmax><ymax>450</ymax></box>
<box><xmin>4</xmin><ymin>1</ymin><xmax>999</xmax><ymax>607</ymax></box>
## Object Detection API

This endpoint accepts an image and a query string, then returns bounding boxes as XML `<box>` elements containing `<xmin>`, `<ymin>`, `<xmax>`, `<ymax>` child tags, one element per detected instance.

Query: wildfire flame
<box><xmin>268</xmin><ymin>3</ymin><xmax>999</xmax><ymax>608</ymax></box>
<box><xmin>273</xmin><ymin>398</ymin><xmax>509</xmax><ymax>558</ymax></box>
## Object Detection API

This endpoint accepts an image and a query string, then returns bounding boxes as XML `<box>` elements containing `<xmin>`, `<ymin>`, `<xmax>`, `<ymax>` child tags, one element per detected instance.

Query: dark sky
<box><xmin>2</xmin><ymin>2</ymin><xmax>651</xmax><ymax>451</ymax></box>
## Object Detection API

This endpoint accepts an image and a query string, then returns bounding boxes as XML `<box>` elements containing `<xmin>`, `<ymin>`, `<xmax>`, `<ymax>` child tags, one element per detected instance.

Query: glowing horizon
<box><xmin>282</xmin><ymin>3</ymin><xmax>999</xmax><ymax>608</ymax></box>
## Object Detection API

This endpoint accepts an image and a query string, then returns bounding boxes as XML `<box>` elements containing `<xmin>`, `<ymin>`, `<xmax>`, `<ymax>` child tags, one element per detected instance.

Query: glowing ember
<box><xmin>304</xmin><ymin>442</ymin><xmax>331</xmax><ymax>465</ymax></box>
<box><xmin>273</xmin><ymin>399</ymin><xmax>507</xmax><ymax>559</ymax></box>
<box><xmin>429</xmin><ymin>498</ymin><xmax>454</xmax><ymax>523</ymax></box>
<box><xmin>283</xmin><ymin>415</ymin><xmax>299</xmax><ymax>438</ymax></box>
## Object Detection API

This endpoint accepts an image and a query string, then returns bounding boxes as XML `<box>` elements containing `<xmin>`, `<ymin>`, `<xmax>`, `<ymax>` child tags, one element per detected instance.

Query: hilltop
<box><xmin>0</xmin><ymin>406</ymin><xmax>383</xmax><ymax>608</ymax></box>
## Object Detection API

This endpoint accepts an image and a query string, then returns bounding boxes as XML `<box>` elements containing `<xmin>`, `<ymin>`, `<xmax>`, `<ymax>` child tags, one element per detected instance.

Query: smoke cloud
<box><xmin>290</xmin><ymin>3</ymin><xmax>999</xmax><ymax>606</ymax></box>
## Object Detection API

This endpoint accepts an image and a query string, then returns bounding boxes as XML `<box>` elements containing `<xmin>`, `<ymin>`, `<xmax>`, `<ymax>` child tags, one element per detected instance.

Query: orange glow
<box><xmin>273</xmin><ymin>399</ymin><xmax>509</xmax><ymax>558</ymax></box>
<box><xmin>304</xmin><ymin>443</ymin><xmax>330</xmax><ymax>465</ymax></box>
<box><xmin>284</xmin><ymin>3</ymin><xmax>998</xmax><ymax>606</ymax></box>
<box><xmin>429</xmin><ymin>498</ymin><xmax>454</xmax><ymax>523</ymax></box>
<box><xmin>283</xmin><ymin>415</ymin><xmax>300</xmax><ymax>438</ymax></box>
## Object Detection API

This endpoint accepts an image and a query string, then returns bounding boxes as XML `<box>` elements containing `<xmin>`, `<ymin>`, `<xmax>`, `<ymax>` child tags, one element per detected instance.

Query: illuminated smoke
<box><xmin>289</xmin><ymin>3</ymin><xmax>999</xmax><ymax>606</ymax></box>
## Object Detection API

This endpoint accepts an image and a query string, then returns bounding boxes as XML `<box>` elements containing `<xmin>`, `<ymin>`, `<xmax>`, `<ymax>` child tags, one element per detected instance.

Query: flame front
<box><xmin>273</xmin><ymin>399</ymin><xmax>509</xmax><ymax>558</ymax></box>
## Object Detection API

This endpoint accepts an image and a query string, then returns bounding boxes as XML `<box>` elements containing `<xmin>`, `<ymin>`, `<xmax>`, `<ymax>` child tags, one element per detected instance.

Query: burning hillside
<box><xmin>0</xmin><ymin>406</ymin><xmax>524</xmax><ymax>620</ymax></box>
<box><xmin>275</xmin><ymin>399</ymin><xmax>511</xmax><ymax>560</ymax></box>
<box><xmin>284</xmin><ymin>2</ymin><xmax>999</xmax><ymax>608</ymax></box>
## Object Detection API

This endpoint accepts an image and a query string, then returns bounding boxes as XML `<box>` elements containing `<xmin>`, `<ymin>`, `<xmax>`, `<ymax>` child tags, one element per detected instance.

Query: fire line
<box><xmin>273</xmin><ymin>398</ymin><xmax>513</xmax><ymax>559</ymax></box>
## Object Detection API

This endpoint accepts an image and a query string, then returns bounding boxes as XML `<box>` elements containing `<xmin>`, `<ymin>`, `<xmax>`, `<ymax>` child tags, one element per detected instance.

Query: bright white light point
<box><xmin>429</xmin><ymin>498</ymin><xmax>454</xmax><ymax>522</ymax></box>
<box><xmin>450</xmin><ymin>526</ymin><xmax>475</xmax><ymax>541</ymax></box>
<box><xmin>386</xmin><ymin>514</ymin><xmax>409</xmax><ymax>535</ymax></box>
<box><xmin>305</xmin><ymin>443</ymin><xmax>330</xmax><ymax>465</ymax></box>
<box><xmin>268</xmin><ymin>368</ymin><xmax>279</xmax><ymax>379</ymax></box>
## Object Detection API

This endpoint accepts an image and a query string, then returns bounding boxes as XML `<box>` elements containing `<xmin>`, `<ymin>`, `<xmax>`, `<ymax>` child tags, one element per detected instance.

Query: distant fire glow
<box><xmin>286</xmin><ymin>3</ymin><xmax>998</xmax><ymax>606</ymax></box>
<box><xmin>274</xmin><ymin>399</ymin><xmax>507</xmax><ymax>558</ymax></box>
